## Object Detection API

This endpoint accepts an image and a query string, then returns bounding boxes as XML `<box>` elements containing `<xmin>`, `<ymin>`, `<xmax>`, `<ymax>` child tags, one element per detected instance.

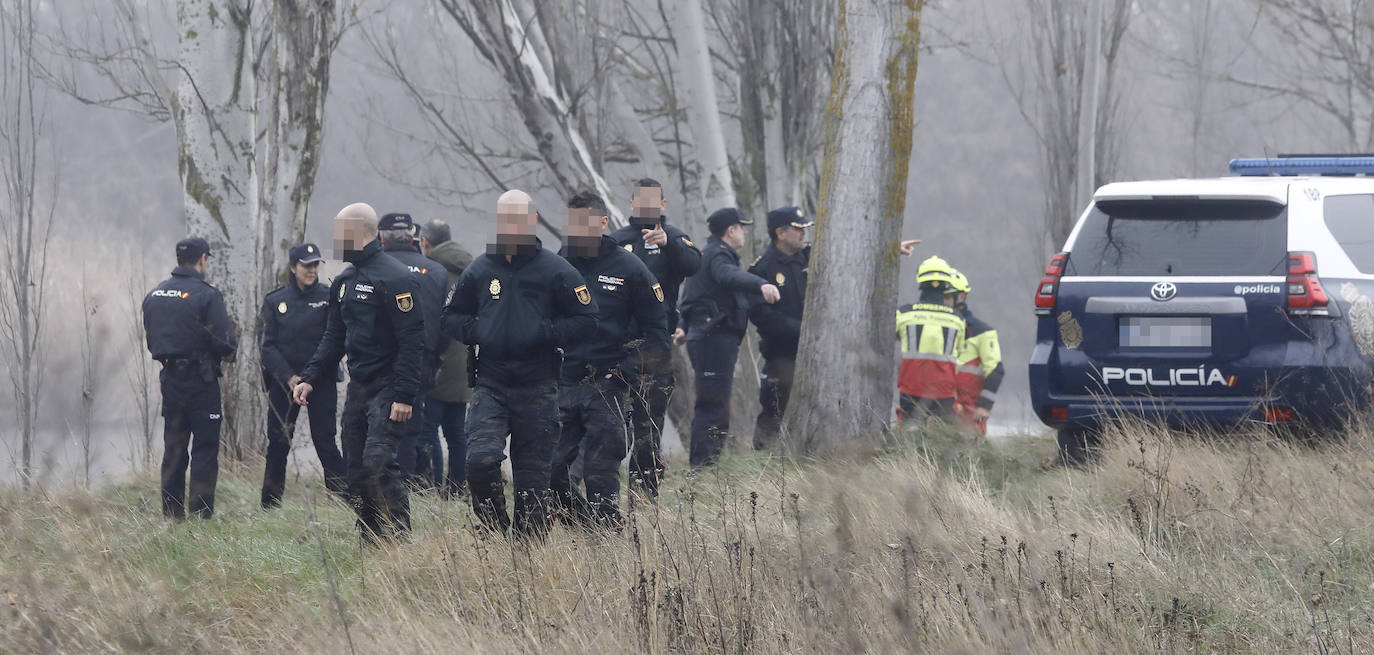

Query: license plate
<box><xmin>1119</xmin><ymin>316</ymin><xmax>1212</xmax><ymax>348</ymax></box>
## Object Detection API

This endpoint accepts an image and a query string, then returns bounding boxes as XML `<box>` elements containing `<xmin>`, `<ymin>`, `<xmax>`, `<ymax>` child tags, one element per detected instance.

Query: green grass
<box><xmin>4</xmin><ymin>425</ymin><xmax>1374</xmax><ymax>653</ymax></box>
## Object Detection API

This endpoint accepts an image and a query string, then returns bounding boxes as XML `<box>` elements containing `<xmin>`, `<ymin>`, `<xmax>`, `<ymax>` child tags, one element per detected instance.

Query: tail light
<box><xmin>1286</xmin><ymin>252</ymin><xmax>1330</xmax><ymax>316</ymax></box>
<box><xmin>1263</xmin><ymin>407</ymin><xmax>1295</xmax><ymax>423</ymax></box>
<box><xmin>1034</xmin><ymin>252</ymin><xmax>1069</xmax><ymax>315</ymax></box>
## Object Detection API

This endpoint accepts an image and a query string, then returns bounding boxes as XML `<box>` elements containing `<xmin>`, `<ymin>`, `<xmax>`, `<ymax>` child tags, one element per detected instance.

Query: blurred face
<box><xmin>567</xmin><ymin>206</ymin><xmax>609</xmax><ymax>257</ymax></box>
<box><xmin>723</xmin><ymin>223</ymin><xmax>745</xmax><ymax>249</ymax></box>
<box><xmin>774</xmin><ymin>224</ymin><xmax>807</xmax><ymax>254</ymax></box>
<box><xmin>333</xmin><ymin>216</ymin><xmax>371</xmax><ymax>262</ymax></box>
<box><xmin>631</xmin><ymin>186</ymin><xmax>665</xmax><ymax>227</ymax></box>
<box><xmin>496</xmin><ymin>200</ymin><xmax>538</xmax><ymax>247</ymax></box>
<box><xmin>292</xmin><ymin>261</ymin><xmax>320</xmax><ymax>287</ymax></box>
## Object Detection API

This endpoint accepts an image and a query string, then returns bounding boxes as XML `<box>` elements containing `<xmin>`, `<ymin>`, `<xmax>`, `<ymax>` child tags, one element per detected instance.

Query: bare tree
<box><xmin>48</xmin><ymin>0</ymin><xmax>346</xmax><ymax>456</ymax></box>
<box><xmin>1228</xmin><ymin>0</ymin><xmax>1374</xmax><ymax>149</ymax></box>
<box><xmin>125</xmin><ymin>268</ymin><xmax>158</xmax><ymax>470</ymax></box>
<box><xmin>77</xmin><ymin>265</ymin><xmax>107</xmax><ymax>489</ymax></box>
<box><xmin>0</xmin><ymin>0</ymin><xmax>57</xmax><ymax>488</ymax></box>
<box><xmin>993</xmin><ymin>0</ymin><xmax>1132</xmax><ymax>252</ymax></box>
<box><xmin>783</xmin><ymin>0</ymin><xmax>924</xmax><ymax>456</ymax></box>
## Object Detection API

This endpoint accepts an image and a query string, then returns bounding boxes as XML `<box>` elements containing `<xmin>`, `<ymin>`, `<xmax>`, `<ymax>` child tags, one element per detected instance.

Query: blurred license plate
<box><xmin>1119</xmin><ymin>317</ymin><xmax>1211</xmax><ymax>348</ymax></box>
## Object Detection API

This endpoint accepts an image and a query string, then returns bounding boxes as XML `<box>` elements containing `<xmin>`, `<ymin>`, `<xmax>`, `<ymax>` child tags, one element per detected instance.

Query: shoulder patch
<box><xmin>623</xmin><ymin>243</ymin><xmax>634</xmax><ymax>252</ymax></box>
<box><xmin>652</xmin><ymin>283</ymin><xmax>664</xmax><ymax>302</ymax></box>
<box><xmin>682</xmin><ymin>236</ymin><xmax>694</xmax><ymax>247</ymax></box>
<box><xmin>395</xmin><ymin>292</ymin><xmax>414</xmax><ymax>312</ymax></box>
<box><xmin>574</xmin><ymin>285</ymin><xmax>591</xmax><ymax>305</ymax></box>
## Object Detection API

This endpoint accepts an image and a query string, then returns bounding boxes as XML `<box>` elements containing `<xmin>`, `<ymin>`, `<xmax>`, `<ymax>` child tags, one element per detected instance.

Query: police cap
<box><xmin>766</xmin><ymin>206</ymin><xmax>814</xmax><ymax>233</ymax></box>
<box><xmin>176</xmin><ymin>237</ymin><xmax>211</xmax><ymax>260</ymax></box>
<box><xmin>707</xmin><ymin>207</ymin><xmax>753</xmax><ymax>235</ymax></box>
<box><xmin>379</xmin><ymin>212</ymin><xmax>416</xmax><ymax>233</ymax></box>
<box><xmin>290</xmin><ymin>243</ymin><xmax>324</xmax><ymax>265</ymax></box>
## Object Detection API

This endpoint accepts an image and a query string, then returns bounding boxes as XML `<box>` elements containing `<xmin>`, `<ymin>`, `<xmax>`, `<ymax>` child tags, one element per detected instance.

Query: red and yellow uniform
<box><xmin>895</xmin><ymin>256</ymin><xmax>966</xmax><ymax>421</ymax></box>
<box><xmin>954</xmin><ymin>311</ymin><xmax>1004</xmax><ymax>435</ymax></box>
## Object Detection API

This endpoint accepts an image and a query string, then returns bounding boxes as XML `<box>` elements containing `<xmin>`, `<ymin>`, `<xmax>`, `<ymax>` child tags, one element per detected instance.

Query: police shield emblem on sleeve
<box><xmin>574</xmin><ymin>285</ymin><xmax>591</xmax><ymax>305</ymax></box>
<box><xmin>396</xmin><ymin>292</ymin><xmax>414</xmax><ymax>313</ymax></box>
<box><xmin>652</xmin><ymin>283</ymin><xmax>664</xmax><ymax>302</ymax></box>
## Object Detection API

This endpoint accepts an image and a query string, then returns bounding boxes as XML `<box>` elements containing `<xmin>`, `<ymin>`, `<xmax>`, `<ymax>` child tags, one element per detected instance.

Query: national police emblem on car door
<box><xmin>1058</xmin><ymin>311</ymin><xmax>1083</xmax><ymax>350</ymax></box>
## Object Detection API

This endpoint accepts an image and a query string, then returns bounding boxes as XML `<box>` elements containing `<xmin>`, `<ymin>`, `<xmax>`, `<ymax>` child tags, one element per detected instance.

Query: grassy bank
<box><xmin>3</xmin><ymin>424</ymin><xmax>1373</xmax><ymax>653</ymax></box>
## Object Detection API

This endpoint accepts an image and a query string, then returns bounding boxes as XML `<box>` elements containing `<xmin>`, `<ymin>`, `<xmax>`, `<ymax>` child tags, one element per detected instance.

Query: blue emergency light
<box><xmin>1229</xmin><ymin>156</ymin><xmax>1374</xmax><ymax>176</ymax></box>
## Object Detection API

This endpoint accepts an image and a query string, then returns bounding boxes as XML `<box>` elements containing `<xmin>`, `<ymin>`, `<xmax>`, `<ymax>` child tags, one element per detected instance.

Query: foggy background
<box><xmin>0</xmin><ymin>0</ymin><xmax>1357</xmax><ymax>486</ymax></box>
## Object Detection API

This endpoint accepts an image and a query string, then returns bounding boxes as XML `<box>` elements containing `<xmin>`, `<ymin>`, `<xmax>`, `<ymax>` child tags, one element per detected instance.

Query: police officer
<box><xmin>442</xmin><ymin>189</ymin><xmax>598</xmax><ymax>536</ymax></box>
<box><xmin>377</xmin><ymin>212</ymin><xmax>449</xmax><ymax>487</ymax></box>
<box><xmin>948</xmin><ymin>270</ymin><xmax>1004</xmax><ymax>439</ymax></box>
<box><xmin>294</xmin><ymin>203</ymin><xmax>426</xmax><ymax>542</ymax></box>
<box><xmin>553</xmin><ymin>191</ymin><xmax>669</xmax><ymax>527</ymax></box>
<box><xmin>607</xmin><ymin>178</ymin><xmax>701</xmax><ymax>495</ymax></box>
<box><xmin>257</xmin><ymin>243</ymin><xmax>347</xmax><ymax>508</ymax></box>
<box><xmin>419</xmin><ymin>219</ymin><xmax>475</xmax><ymax>498</ymax></box>
<box><xmin>678</xmin><ymin>208</ymin><xmax>780</xmax><ymax>467</ymax></box>
<box><xmin>142</xmin><ymin>237</ymin><xmax>236</xmax><ymax>519</ymax></box>
<box><xmin>747</xmin><ymin>206</ymin><xmax>814</xmax><ymax>450</ymax></box>
<box><xmin>895</xmin><ymin>256</ymin><xmax>967</xmax><ymax>422</ymax></box>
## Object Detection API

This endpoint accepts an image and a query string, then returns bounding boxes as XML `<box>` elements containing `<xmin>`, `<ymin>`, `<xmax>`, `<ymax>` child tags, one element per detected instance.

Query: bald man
<box><xmin>442</xmin><ymin>189</ymin><xmax>598</xmax><ymax>537</ymax></box>
<box><xmin>295</xmin><ymin>202</ymin><xmax>427</xmax><ymax>542</ymax></box>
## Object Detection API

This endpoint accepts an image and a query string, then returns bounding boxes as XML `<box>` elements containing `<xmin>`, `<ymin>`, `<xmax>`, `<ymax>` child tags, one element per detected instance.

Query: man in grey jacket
<box><xmin>420</xmin><ymin>219</ymin><xmax>475</xmax><ymax>497</ymax></box>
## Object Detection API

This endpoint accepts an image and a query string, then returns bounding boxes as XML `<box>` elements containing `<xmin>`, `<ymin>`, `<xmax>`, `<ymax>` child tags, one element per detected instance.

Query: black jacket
<box><xmin>382</xmin><ymin>241</ymin><xmax>450</xmax><ymax>386</ymax></box>
<box><xmin>300</xmin><ymin>240</ymin><xmax>427</xmax><ymax>401</ymax></box>
<box><xmin>143</xmin><ymin>266</ymin><xmax>237</xmax><ymax>364</ymax></box>
<box><xmin>559</xmin><ymin>235</ymin><xmax>670</xmax><ymax>382</ymax></box>
<box><xmin>608</xmin><ymin>215</ymin><xmax>701</xmax><ymax>332</ymax></box>
<box><xmin>678</xmin><ymin>235</ymin><xmax>767</xmax><ymax>340</ymax></box>
<box><xmin>257</xmin><ymin>277</ymin><xmax>330</xmax><ymax>388</ymax></box>
<box><xmin>442</xmin><ymin>238</ymin><xmax>598</xmax><ymax>386</ymax></box>
<box><xmin>748</xmin><ymin>244</ymin><xmax>809</xmax><ymax>360</ymax></box>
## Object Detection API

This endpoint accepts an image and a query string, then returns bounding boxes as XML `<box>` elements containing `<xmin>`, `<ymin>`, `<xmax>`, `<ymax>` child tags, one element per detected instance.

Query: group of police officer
<box><xmin>141</xmin><ymin>177</ymin><xmax>1000</xmax><ymax>537</ymax></box>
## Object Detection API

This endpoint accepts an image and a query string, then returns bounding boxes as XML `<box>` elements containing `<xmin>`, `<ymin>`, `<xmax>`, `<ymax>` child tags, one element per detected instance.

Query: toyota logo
<box><xmin>1150</xmin><ymin>281</ymin><xmax>1177</xmax><ymax>302</ymax></box>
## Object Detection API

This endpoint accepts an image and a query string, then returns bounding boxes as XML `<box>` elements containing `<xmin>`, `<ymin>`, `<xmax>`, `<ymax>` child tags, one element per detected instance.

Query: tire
<box><xmin>1056</xmin><ymin>426</ymin><xmax>1099</xmax><ymax>466</ymax></box>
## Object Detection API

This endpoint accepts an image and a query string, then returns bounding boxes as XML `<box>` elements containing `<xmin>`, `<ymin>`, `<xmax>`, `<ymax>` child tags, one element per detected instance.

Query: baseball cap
<box><xmin>707</xmin><ymin>207</ymin><xmax>753</xmax><ymax>234</ymax></box>
<box><xmin>766</xmin><ymin>206</ymin><xmax>814</xmax><ymax>233</ymax></box>
<box><xmin>379</xmin><ymin>212</ymin><xmax>416</xmax><ymax>232</ymax></box>
<box><xmin>176</xmin><ymin>237</ymin><xmax>211</xmax><ymax>260</ymax></box>
<box><xmin>289</xmin><ymin>243</ymin><xmax>324</xmax><ymax>265</ymax></box>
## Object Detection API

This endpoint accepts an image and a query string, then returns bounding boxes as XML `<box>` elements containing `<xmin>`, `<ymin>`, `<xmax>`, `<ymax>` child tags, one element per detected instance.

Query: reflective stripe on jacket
<box><xmin>895</xmin><ymin>302</ymin><xmax>966</xmax><ymax>399</ymax></box>
<box><xmin>955</xmin><ymin>311</ymin><xmax>1005</xmax><ymax>431</ymax></box>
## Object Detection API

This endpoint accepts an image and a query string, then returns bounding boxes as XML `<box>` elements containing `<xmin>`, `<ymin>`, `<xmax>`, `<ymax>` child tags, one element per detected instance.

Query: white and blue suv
<box><xmin>1029</xmin><ymin>156</ymin><xmax>1374</xmax><ymax>460</ymax></box>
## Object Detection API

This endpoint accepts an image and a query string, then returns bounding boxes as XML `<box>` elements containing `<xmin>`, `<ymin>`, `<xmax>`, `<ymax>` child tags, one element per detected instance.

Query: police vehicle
<box><xmin>1029</xmin><ymin>155</ymin><xmax>1374</xmax><ymax>457</ymax></box>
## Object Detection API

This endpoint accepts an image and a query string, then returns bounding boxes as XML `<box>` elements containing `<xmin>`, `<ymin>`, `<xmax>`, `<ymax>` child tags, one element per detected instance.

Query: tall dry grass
<box><xmin>2</xmin><ymin>423</ymin><xmax>1373</xmax><ymax>653</ymax></box>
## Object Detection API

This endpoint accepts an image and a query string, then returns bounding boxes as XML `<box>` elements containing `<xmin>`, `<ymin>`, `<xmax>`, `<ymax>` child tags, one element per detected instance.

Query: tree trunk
<box><xmin>1074</xmin><ymin>0</ymin><xmax>1104</xmax><ymax>211</ymax></box>
<box><xmin>782</xmin><ymin>0</ymin><xmax>923</xmax><ymax>456</ymax></box>
<box><xmin>175</xmin><ymin>0</ymin><xmax>261</xmax><ymax>458</ymax></box>
<box><xmin>676</xmin><ymin>0</ymin><xmax>735</xmax><ymax>214</ymax></box>
<box><xmin>259</xmin><ymin>0</ymin><xmax>336</xmax><ymax>294</ymax></box>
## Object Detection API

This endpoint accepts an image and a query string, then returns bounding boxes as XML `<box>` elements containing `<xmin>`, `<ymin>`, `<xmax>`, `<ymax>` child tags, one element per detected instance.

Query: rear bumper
<box><xmin>1029</xmin><ymin>344</ymin><xmax>1371</xmax><ymax>430</ymax></box>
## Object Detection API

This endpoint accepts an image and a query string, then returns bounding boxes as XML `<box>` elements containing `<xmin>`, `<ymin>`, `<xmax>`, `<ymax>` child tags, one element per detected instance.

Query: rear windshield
<box><xmin>1068</xmin><ymin>198</ymin><xmax>1288</xmax><ymax>276</ymax></box>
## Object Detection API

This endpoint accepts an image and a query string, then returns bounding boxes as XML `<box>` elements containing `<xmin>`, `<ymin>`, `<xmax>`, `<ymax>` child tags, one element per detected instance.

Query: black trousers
<box><xmin>552</xmin><ymin>378</ymin><xmax>630</xmax><ymax>527</ymax></box>
<box><xmin>465</xmin><ymin>378</ymin><xmax>559</xmax><ymax>536</ymax></box>
<box><xmin>900</xmin><ymin>394</ymin><xmax>956</xmax><ymax>423</ymax></box>
<box><xmin>261</xmin><ymin>380</ymin><xmax>346</xmax><ymax>507</ymax></box>
<box><xmin>686</xmin><ymin>331</ymin><xmax>742</xmax><ymax>468</ymax></box>
<box><xmin>423</xmin><ymin>398</ymin><xmax>468</xmax><ymax>496</ymax></box>
<box><xmin>628</xmin><ymin>367</ymin><xmax>673</xmax><ymax>496</ymax></box>
<box><xmin>340</xmin><ymin>378</ymin><xmax>412</xmax><ymax>540</ymax></box>
<box><xmin>159</xmin><ymin>366</ymin><xmax>221</xmax><ymax>519</ymax></box>
<box><xmin>753</xmin><ymin>357</ymin><xmax>795</xmax><ymax>451</ymax></box>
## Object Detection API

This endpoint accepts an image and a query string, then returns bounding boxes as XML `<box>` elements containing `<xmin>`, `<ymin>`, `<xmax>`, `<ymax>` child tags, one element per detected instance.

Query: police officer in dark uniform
<box><xmin>442</xmin><ymin>189</ymin><xmax>598</xmax><ymax>537</ymax></box>
<box><xmin>377</xmin><ymin>212</ymin><xmax>449</xmax><ymax>486</ymax></box>
<box><xmin>294</xmin><ymin>203</ymin><xmax>426</xmax><ymax>542</ymax></box>
<box><xmin>678</xmin><ymin>209</ymin><xmax>779</xmax><ymax>467</ymax></box>
<box><xmin>607</xmin><ymin>178</ymin><xmax>701</xmax><ymax>495</ymax></box>
<box><xmin>747</xmin><ymin>207</ymin><xmax>814</xmax><ymax>450</ymax></box>
<box><xmin>553</xmin><ymin>191</ymin><xmax>669</xmax><ymax>527</ymax></box>
<box><xmin>257</xmin><ymin>243</ymin><xmax>347</xmax><ymax>508</ymax></box>
<box><xmin>142</xmin><ymin>237</ymin><xmax>237</xmax><ymax>519</ymax></box>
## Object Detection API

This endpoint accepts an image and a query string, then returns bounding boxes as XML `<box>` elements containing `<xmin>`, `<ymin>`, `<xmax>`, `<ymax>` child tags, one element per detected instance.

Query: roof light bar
<box><xmin>1229</xmin><ymin>156</ymin><xmax>1374</xmax><ymax>176</ymax></box>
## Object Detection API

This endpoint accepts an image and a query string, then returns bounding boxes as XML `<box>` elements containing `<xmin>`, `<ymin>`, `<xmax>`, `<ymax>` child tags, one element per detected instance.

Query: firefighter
<box><xmin>894</xmin><ymin>256</ymin><xmax>966</xmax><ymax>422</ymax></box>
<box><xmin>949</xmin><ymin>270</ymin><xmax>1004</xmax><ymax>440</ymax></box>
